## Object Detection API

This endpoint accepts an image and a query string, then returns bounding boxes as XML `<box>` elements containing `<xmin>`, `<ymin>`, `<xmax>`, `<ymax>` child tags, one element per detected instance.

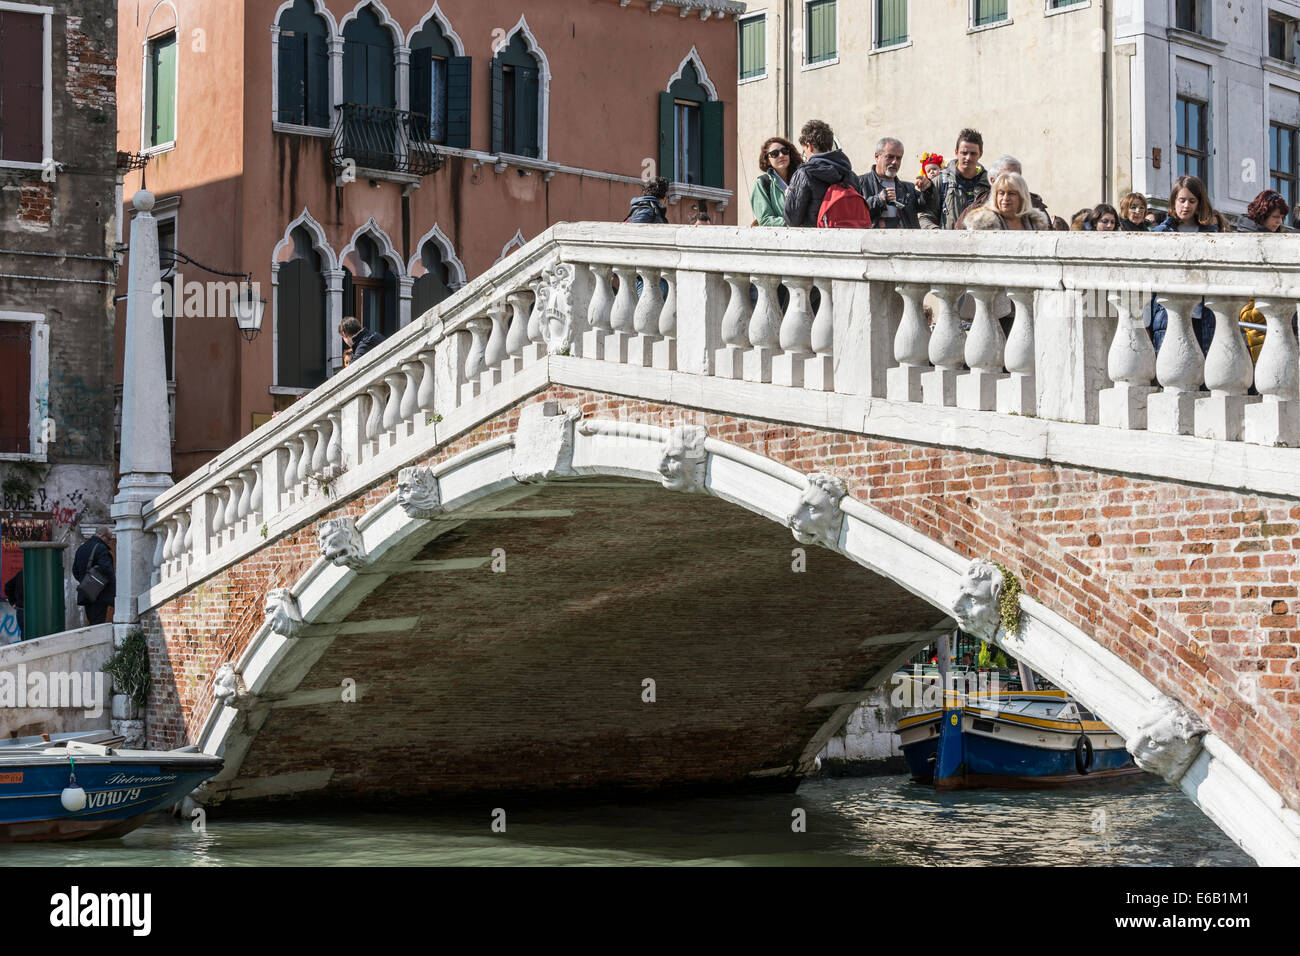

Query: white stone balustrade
<box><xmin>138</xmin><ymin>224</ymin><xmax>1300</xmax><ymax>605</ymax></box>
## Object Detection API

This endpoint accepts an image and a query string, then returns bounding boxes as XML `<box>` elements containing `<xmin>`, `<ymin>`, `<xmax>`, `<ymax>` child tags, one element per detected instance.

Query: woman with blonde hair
<box><xmin>1118</xmin><ymin>192</ymin><xmax>1149</xmax><ymax>231</ymax></box>
<box><xmin>964</xmin><ymin>172</ymin><xmax>1050</xmax><ymax>231</ymax></box>
<box><xmin>750</xmin><ymin>136</ymin><xmax>803</xmax><ymax>226</ymax></box>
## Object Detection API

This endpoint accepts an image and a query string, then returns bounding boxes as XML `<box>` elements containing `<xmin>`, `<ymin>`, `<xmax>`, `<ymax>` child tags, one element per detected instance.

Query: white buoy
<box><xmin>60</xmin><ymin>760</ymin><xmax>87</xmax><ymax>812</ymax></box>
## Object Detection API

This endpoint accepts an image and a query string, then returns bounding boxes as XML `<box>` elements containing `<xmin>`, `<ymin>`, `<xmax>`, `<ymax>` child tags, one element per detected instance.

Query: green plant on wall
<box><xmin>0</xmin><ymin>460</ymin><xmax>45</xmax><ymax>503</ymax></box>
<box><xmin>103</xmin><ymin>630</ymin><xmax>150</xmax><ymax>709</ymax></box>
<box><xmin>994</xmin><ymin>562</ymin><xmax>1023</xmax><ymax>635</ymax></box>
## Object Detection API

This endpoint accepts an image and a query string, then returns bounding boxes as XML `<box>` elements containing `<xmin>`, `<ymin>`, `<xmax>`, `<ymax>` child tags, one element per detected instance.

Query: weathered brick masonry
<box><xmin>147</xmin><ymin>387</ymin><xmax>1300</xmax><ymax>810</ymax></box>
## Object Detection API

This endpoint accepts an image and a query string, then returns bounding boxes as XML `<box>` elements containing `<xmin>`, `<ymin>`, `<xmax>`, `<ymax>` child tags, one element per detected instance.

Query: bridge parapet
<box><xmin>139</xmin><ymin>226</ymin><xmax>1299</xmax><ymax>611</ymax></box>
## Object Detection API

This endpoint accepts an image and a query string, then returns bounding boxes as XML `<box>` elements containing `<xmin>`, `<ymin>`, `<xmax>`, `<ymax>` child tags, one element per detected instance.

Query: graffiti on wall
<box><xmin>48</xmin><ymin>378</ymin><xmax>108</xmax><ymax>461</ymax></box>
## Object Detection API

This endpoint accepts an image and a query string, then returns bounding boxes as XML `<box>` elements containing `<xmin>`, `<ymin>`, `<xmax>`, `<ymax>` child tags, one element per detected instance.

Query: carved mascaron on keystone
<box><xmin>212</xmin><ymin>663</ymin><xmax>246</xmax><ymax>708</ymax></box>
<box><xmin>397</xmin><ymin>465</ymin><xmax>443</xmax><ymax>519</ymax></box>
<box><xmin>788</xmin><ymin>473</ymin><xmax>847</xmax><ymax>549</ymax></box>
<box><xmin>1127</xmin><ymin>694</ymin><xmax>1209</xmax><ymax>782</ymax></box>
<box><xmin>264</xmin><ymin>588</ymin><xmax>305</xmax><ymax>638</ymax></box>
<box><xmin>317</xmin><ymin>516</ymin><xmax>368</xmax><ymax>569</ymax></box>
<box><xmin>658</xmin><ymin>424</ymin><xmax>708</xmax><ymax>492</ymax></box>
<box><xmin>953</xmin><ymin>558</ymin><xmax>1004</xmax><ymax>641</ymax></box>
<box><xmin>536</xmin><ymin>262</ymin><xmax>577</xmax><ymax>354</ymax></box>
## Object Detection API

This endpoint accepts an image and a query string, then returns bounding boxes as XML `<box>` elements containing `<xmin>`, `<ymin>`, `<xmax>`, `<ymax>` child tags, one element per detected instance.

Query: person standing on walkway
<box><xmin>340</xmin><ymin>316</ymin><xmax>385</xmax><ymax>366</ymax></box>
<box><xmin>781</xmin><ymin>119</ymin><xmax>865</xmax><ymax>228</ymax></box>
<box><xmin>919</xmin><ymin>129</ymin><xmax>989</xmax><ymax>229</ymax></box>
<box><xmin>750</xmin><ymin>136</ymin><xmax>802</xmax><ymax>226</ymax></box>
<box><xmin>859</xmin><ymin>136</ymin><xmax>926</xmax><ymax>229</ymax></box>
<box><xmin>626</xmin><ymin>176</ymin><xmax>670</xmax><ymax>224</ymax></box>
<box><xmin>73</xmin><ymin>525</ymin><xmax>115</xmax><ymax>626</ymax></box>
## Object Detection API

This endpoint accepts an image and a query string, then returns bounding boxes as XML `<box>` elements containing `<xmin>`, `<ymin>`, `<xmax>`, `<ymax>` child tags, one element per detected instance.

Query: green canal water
<box><xmin>0</xmin><ymin>774</ymin><xmax>1252</xmax><ymax>866</ymax></box>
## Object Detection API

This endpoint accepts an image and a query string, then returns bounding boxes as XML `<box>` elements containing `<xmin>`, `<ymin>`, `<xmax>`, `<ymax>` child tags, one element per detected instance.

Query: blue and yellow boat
<box><xmin>897</xmin><ymin>689</ymin><xmax>1144</xmax><ymax>790</ymax></box>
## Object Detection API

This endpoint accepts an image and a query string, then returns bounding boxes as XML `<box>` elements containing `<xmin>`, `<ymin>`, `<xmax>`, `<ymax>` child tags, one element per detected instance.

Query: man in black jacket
<box><xmin>859</xmin><ymin>136</ymin><xmax>927</xmax><ymax>229</ymax></box>
<box><xmin>782</xmin><ymin>119</ymin><xmax>863</xmax><ymax>227</ymax></box>
<box><xmin>72</xmin><ymin>526</ymin><xmax>115</xmax><ymax>625</ymax></box>
<box><xmin>626</xmin><ymin>177</ymin><xmax>669</xmax><ymax>223</ymax></box>
<box><xmin>340</xmin><ymin>316</ymin><xmax>385</xmax><ymax>365</ymax></box>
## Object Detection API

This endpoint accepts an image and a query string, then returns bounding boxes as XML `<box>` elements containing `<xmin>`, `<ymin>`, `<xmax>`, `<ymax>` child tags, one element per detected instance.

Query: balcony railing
<box><xmin>330</xmin><ymin>104</ymin><xmax>443</xmax><ymax>178</ymax></box>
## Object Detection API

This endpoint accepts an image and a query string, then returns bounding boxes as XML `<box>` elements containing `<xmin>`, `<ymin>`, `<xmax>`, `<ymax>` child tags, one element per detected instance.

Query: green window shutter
<box><xmin>807</xmin><ymin>0</ymin><xmax>836</xmax><ymax>63</ymax></box>
<box><xmin>307</xmin><ymin>33</ymin><xmax>330</xmax><ymax>127</ymax></box>
<box><xmin>739</xmin><ymin>16</ymin><xmax>765</xmax><ymax>79</ymax></box>
<box><xmin>151</xmin><ymin>34</ymin><xmax>177</xmax><ymax>146</ymax></box>
<box><xmin>490</xmin><ymin>58</ymin><xmax>505</xmax><ymax>154</ymax></box>
<box><xmin>878</xmin><ymin>0</ymin><xmax>908</xmax><ymax>47</ymax></box>
<box><xmin>701</xmin><ymin>100</ymin><xmax>724</xmax><ymax>189</ymax></box>
<box><xmin>975</xmin><ymin>0</ymin><xmax>1007</xmax><ymax>25</ymax></box>
<box><xmin>446</xmin><ymin>56</ymin><xmax>472</xmax><ymax>148</ymax></box>
<box><xmin>658</xmin><ymin>91</ymin><xmax>674</xmax><ymax>182</ymax></box>
<box><xmin>277</xmin><ymin>31</ymin><xmax>306</xmax><ymax>125</ymax></box>
<box><xmin>516</xmin><ymin>66</ymin><xmax>539</xmax><ymax>158</ymax></box>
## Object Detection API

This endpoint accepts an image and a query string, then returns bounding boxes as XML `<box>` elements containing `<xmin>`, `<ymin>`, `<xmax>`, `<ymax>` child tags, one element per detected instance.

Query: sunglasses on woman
<box><xmin>766</xmin><ymin>147</ymin><xmax>791</xmax><ymax>159</ymax></box>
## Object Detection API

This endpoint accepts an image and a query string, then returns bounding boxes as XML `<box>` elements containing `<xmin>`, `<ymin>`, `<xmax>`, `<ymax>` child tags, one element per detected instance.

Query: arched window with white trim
<box><xmin>408</xmin><ymin>6</ymin><xmax>471</xmax><ymax>147</ymax></box>
<box><xmin>275</xmin><ymin>0</ymin><xmax>331</xmax><ymax>128</ymax></box>
<box><xmin>660</xmin><ymin>50</ymin><xmax>723</xmax><ymax>188</ymax></box>
<box><xmin>490</xmin><ymin>19</ymin><xmax>549</xmax><ymax>160</ymax></box>
<box><xmin>277</xmin><ymin>228</ymin><xmax>328</xmax><ymax>389</ymax></box>
<box><xmin>410</xmin><ymin>226</ymin><xmax>465</xmax><ymax>319</ymax></box>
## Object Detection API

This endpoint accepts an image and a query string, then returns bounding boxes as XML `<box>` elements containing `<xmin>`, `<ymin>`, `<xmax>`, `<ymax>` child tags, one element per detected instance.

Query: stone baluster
<box><xmin>210</xmin><ymin>487</ymin><xmax>226</xmax><ymax>536</ymax></box>
<box><xmin>283</xmin><ymin>437</ymin><xmax>302</xmax><ymax>504</ymax></box>
<box><xmin>249</xmin><ymin>463</ymin><xmax>264</xmax><ymax>523</ymax></box>
<box><xmin>382</xmin><ymin>372</ymin><xmax>405</xmax><ymax>436</ymax></box>
<box><xmin>325</xmin><ymin>412</ymin><xmax>343</xmax><ymax>475</ymax></box>
<box><xmin>185</xmin><ymin>499</ymin><xmax>203</xmax><ymax>564</ymax></box>
<box><xmin>222</xmin><ymin>478</ymin><xmax>241</xmax><ymax>538</ymax></box>
<box><xmin>583</xmin><ymin>264</ymin><xmax>614</xmax><ymax>359</ymax></box>
<box><xmin>508</xmin><ymin>291</ymin><xmax>536</xmax><ymax>370</ymax></box>
<box><xmin>416</xmin><ymin>350</ymin><xmax>437</xmax><ymax>415</ymax></box>
<box><xmin>400</xmin><ymin>361</ymin><xmax>421</xmax><ymax>430</ymax></box>
<box><xmin>236</xmin><ymin>469</ymin><xmax>254</xmax><ymax>530</ymax></box>
<box><xmin>922</xmin><ymin>285</ymin><xmax>965</xmax><ymax>407</ymax></box>
<box><xmin>957</xmin><ymin>286</ymin><xmax>1007</xmax><ymax>411</ymax></box>
<box><xmin>460</xmin><ymin>316</ymin><xmax>491</xmax><ymax>403</ymax></box>
<box><xmin>364</xmin><ymin>386</ymin><xmax>385</xmax><ymax>444</ymax></box>
<box><xmin>715</xmin><ymin>273</ymin><xmax>754</xmax><ymax>379</ymax></box>
<box><xmin>806</xmin><ymin>279</ymin><xmax>834</xmax><ymax>391</ymax></box>
<box><xmin>652</xmin><ymin>269</ymin><xmax>677</xmax><ymax>370</ymax></box>
<box><xmin>1244</xmin><ymin>298</ymin><xmax>1300</xmax><ymax>446</ymax></box>
<box><xmin>485</xmin><ymin>298</ymin><xmax>510</xmax><ymax>385</ymax></box>
<box><xmin>607</xmin><ymin>265</ymin><xmax>637</xmax><ymax>364</ymax></box>
<box><xmin>1195</xmin><ymin>296</ymin><xmax>1258</xmax><ymax>441</ymax></box>
<box><xmin>153</xmin><ymin>523</ymin><xmax>169</xmax><ymax>583</ymax></box>
<box><xmin>1148</xmin><ymin>294</ymin><xmax>1204</xmax><ymax>435</ymax></box>
<box><xmin>632</xmin><ymin>267</ymin><xmax>663</xmax><ymax>367</ymax></box>
<box><xmin>997</xmin><ymin>289</ymin><xmax>1037</xmax><ymax>416</ymax></box>
<box><xmin>887</xmin><ymin>283</ymin><xmax>932</xmax><ymax>403</ymax></box>
<box><xmin>524</xmin><ymin>281</ymin><xmax>547</xmax><ymax>362</ymax></box>
<box><xmin>773</xmin><ymin>276</ymin><xmax>814</xmax><ymax>388</ymax></box>
<box><xmin>1098</xmin><ymin>290</ymin><xmax>1155</xmax><ymax>429</ymax></box>
<box><xmin>296</xmin><ymin>430</ymin><xmax>315</xmax><ymax>485</ymax></box>
<box><xmin>174</xmin><ymin>512</ymin><xmax>190</xmax><ymax>570</ymax></box>
<box><xmin>742</xmin><ymin>274</ymin><xmax>782</xmax><ymax>384</ymax></box>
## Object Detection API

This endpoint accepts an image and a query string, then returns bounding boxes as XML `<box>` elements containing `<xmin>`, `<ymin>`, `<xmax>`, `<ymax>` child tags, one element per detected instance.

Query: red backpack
<box><xmin>817</xmin><ymin>182</ymin><xmax>872</xmax><ymax>228</ymax></box>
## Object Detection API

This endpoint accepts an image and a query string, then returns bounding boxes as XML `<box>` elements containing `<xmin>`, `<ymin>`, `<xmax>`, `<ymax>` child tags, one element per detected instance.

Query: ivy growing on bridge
<box><xmin>103</xmin><ymin>630</ymin><xmax>150</xmax><ymax>709</ymax></box>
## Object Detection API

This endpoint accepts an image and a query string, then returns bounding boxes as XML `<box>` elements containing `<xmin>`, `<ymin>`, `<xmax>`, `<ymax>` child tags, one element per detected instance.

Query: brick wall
<box><xmin>148</xmin><ymin>387</ymin><xmax>1300</xmax><ymax>810</ymax></box>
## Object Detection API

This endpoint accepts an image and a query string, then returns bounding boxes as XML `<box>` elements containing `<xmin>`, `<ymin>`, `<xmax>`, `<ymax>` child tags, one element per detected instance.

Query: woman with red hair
<box><xmin>1236</xmin><ymin>189</ymin><xmax>1289</xmax><ymax>232</ymax></box>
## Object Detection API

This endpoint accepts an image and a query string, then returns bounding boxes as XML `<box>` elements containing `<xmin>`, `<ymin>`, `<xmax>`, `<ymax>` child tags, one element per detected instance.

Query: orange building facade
<box><xmin>115</xmin><ymin>0</ymin><xmax>740</xmax><ymax>479</ymax></box>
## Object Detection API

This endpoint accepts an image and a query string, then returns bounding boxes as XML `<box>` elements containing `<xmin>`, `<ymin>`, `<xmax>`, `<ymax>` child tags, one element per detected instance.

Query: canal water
<box><xmin>0</xmin><ymin>774</ymin><xmax>1251</xmax><ymax>866</ymax></box>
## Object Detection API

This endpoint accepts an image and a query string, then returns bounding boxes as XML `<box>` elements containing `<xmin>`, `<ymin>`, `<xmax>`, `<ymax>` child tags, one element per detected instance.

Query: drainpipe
<box><xmin>784</xmin><ymin>0</ymin><xmax>793</xmax><ymax>141</ymax></box>
<box><xmin>1102</xmin><ymin>0</ymin><xmax>1112</xmax><ymax>202</ymax></box>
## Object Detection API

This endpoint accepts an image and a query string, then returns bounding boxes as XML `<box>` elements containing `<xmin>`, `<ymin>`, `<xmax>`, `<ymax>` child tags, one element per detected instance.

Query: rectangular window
<box><xmin>0</xmin><ymin>8</ymin><xmax>47</xmax><ymax>165</ymax></box>
<box><xmin>1175</xmin><ymin>96</ymin><xmax>1208</xmax><ymax>183</ymax></box>
<box><xmin>1271</xmin><ymin>123</ymin><xmax>1298</xmax><ymax>210</ymax></box>
<box><xmin>1269</xmin><ymin>12</ymin><xmax>1298</xmax><ymax>62</ymax></box>
<box><xmin>876</xmin><ymin>0</ymin><xmax>907</xmax><ymax>47</ymax></box>
<box><xmin>1049</xmin><ymin>0</ymin><xmax>1087</xmax><ymax>8</ymax></box>
<box><xmin>147</xmin><ymin>31</ymin><xmax>177</xmax><ymax>148</ymax></box>
<box><xmin>0</xmin><ymin>321</ymin><xmax>32</xmax><ymax>454</ymax></box>
<box><xmin>739</xmin><ymin>15</ymin><xmax>765</xmax><ymax>79</ymax></box>
<box><xmin>157</xmin><ymin>220</ymin><xmax>177</xmax><ymax>383</ymax></box>
<box><xmin>674</xmin><ymin>100</ymin><xmax>701</xmax><ymax>184</ymax></box>
<box><xmin>1175</xmin><ymin>0</ymin><xmax>1202</xmax><ymax>34</ymax></box>
<box><xmin>973</xmin><ymin>0</ymin><xmax>1008</xmax><ymax>26</ymax></box>
<box><xmin>806</xmin><ymin>0</ymin><xmax>836</xmax><ymax>64</ymax></box>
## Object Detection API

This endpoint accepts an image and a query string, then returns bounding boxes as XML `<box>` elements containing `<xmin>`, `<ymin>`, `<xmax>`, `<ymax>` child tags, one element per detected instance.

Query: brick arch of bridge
<box><xmin>142</xmin><ymin>388</ymin><xmax>1300</xmax><ymax>865</ymax></box>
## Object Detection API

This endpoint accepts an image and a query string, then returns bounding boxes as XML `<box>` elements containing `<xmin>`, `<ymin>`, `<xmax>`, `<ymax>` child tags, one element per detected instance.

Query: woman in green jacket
<box><xmin>750</xmin><ymin>136</ymin><xmax>802</xmax><ymax>226</ymax></box>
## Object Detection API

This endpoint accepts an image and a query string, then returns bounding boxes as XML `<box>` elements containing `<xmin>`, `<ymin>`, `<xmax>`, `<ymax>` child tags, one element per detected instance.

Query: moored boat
<box><xmin>0</xmin><ymin>733</ymin><xmax>221</xmax><ymax>841</ymax></box>
<box><xmin>897</xmin><ymin>689</ymin><xmax>1145</xmax><ymax>790</ymax></box>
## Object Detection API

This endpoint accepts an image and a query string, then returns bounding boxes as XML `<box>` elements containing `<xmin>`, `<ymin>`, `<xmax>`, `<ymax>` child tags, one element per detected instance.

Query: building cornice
<box><xmin>616</xmin><ymin>0</ymin><xmax>747</xmax><ymax>19</ymax></box>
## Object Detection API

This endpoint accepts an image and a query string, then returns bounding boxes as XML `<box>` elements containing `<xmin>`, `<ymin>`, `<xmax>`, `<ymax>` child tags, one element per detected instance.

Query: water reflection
<box><xmin>0</xmin><ymin>775</ymin><xmax>1252</xmax><ymax>867</ymax></box>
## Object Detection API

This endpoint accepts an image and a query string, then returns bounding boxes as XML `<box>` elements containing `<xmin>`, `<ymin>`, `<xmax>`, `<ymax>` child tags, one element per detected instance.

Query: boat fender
<box><xmin>1074</xmin><ymin>734</ymin><xmax>1094</xmax><ymax>775</ymax></box>
<box><xmin>60</xmin><ymin>757</ymin><xmax>87</xmax><ymax>812</ymax></box>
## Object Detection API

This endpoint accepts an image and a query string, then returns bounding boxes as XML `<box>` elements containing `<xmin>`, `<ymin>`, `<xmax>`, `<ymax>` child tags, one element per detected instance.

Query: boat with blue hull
<box><xmin>0</xmin><ymin>732</ymin><xmax>221</xmax><ymax>841</ymax></box>
<box><xmin>897</xmin><ymin>691</ymin><xmax>1145</xmax><ymax>790</ymax></box>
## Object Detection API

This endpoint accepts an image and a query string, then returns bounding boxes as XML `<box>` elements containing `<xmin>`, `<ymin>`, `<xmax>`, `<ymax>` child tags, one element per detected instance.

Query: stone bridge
<box><xmin>114</xmin><ymin>207</ymin><xmax>1300</xmax><ymax>864</ymax></box>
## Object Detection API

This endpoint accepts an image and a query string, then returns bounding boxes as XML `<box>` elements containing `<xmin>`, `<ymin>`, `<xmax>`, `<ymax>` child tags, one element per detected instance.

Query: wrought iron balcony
<box><xmin>330</xmin><ymin>104</ymin><xmax>443</xmax><ymax>179</ymax></box>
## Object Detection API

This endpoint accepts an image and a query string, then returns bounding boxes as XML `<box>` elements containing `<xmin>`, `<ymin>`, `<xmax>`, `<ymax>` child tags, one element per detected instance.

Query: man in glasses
<box><xmin>859</xmin><ymin>137</ymin><xmax>926</xmax><ymax>229</ymax></box>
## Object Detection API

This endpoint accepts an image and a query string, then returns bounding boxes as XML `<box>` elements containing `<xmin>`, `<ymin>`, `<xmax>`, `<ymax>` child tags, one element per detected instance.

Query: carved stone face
<box><xmin>212</xmin><ymin>663</ymin><xmax>240</xmax><ymax>706</ymax></box>
<box><xmin>788</xmin><ymin>475</ymin><xmax>846</xmax><ymax>548</ymax></box>
<box><xmin>657</xmin><ymin>425</ymin><xmax>707</xmax><ymax>492</ymax></box>
<box><xmin>953</xmin><ymin>559</ymin><xmax>1003</xmax><ymax>639</ymax></box>
<box><xmin>264</xmin><ymin>588</ymin><xmax>304</xmax><ymax>638</ymax></box>
<box><xmin>396</xmin><ymin>466</ymin><xmax>441</xmax><ymax>519</ymax></box>
<box><xmin>1127</xmin><ymin>695</ymin><xmax>1207</xmax><ymax>781</ymax></box>
<box><xmin>317</xmin><ymin>517</ymin><xmax>366</xmax><ymax>569</ymax></box>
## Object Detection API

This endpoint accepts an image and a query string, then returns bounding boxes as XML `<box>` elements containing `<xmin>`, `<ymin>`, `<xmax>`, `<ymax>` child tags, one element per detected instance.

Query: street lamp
<box><xmin>159</xmin><ymin>248</ymin><xmax>267</xmax><ymax>343</ymax></box>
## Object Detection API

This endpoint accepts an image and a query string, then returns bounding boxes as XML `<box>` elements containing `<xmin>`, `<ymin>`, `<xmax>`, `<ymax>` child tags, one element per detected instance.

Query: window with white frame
<box><xmin>1175</xmin><ymin>96</ymin><xmax>1208</xmax><ymax>183</ymax></box>
<box><xmin>145</xmin><ymin>30</ymin><xmax>178</xmax><ymax>149</ymax></box>
<box><xmin>876</xmin><ymin>0</ymin><xmax>907</xmax><ymax>48</ymax></box>
<box><xmin>739</xmin><ymin>14</ymin><xmax>765</xmax><ymax>79</ymax></box>
<box><xmin>0</xmin><ymin>3</ymin><xmax>52</xmax><ymax>168</ymax></box>
<box><xmin>1271</xmin><ymin>122</ymin><xmax>1298</xmax><ymax>209</ymax></box>
<box><xmin>973</xmin><ymin>0</ymin><xmax>1009</xmax><ymax>26</ymax></box>
<box><xmin>276</xmin><ymin>0</ymin><xmax>331</xmax><ymax>128</ymax></box>
<box><xmin>0</xmin><ymin>311</ymin><xmax>49</xmax><ymax>458</ymax></box>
